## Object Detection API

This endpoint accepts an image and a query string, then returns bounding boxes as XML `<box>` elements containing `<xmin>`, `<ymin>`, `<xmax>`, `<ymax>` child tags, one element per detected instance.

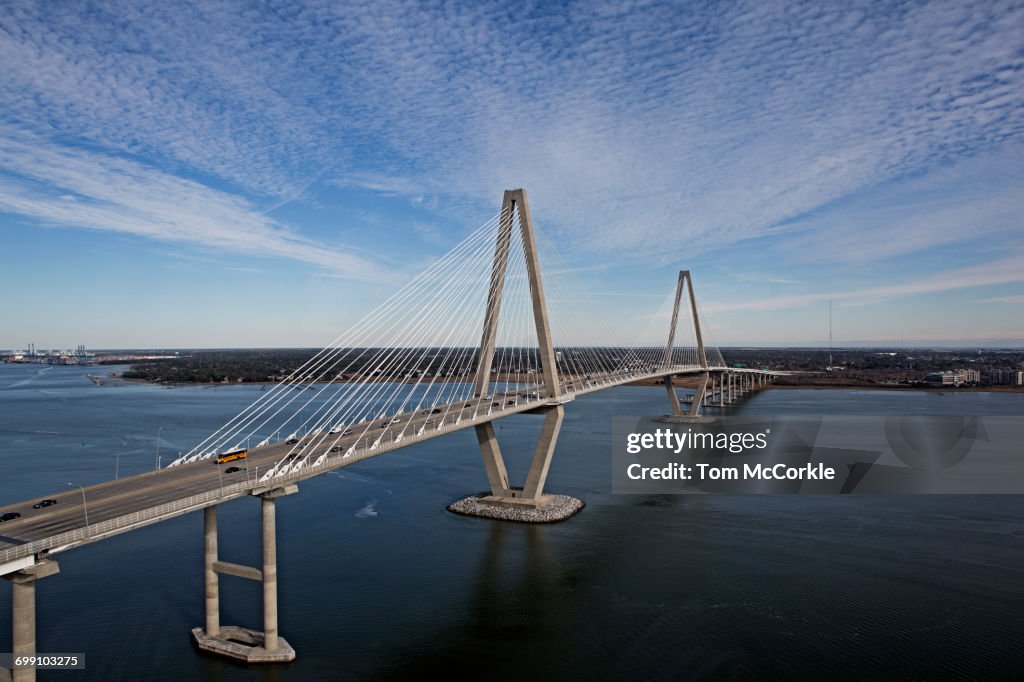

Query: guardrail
<box><xmin>0</xmin><ymin>476</ymin><xmax>258</xmax><ymax>567</ymax></box>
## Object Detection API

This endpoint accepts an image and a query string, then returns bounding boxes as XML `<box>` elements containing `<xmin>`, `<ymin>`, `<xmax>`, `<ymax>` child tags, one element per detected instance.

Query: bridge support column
<box><xmin>688</xmin><ymin>373</ymin><xmax>709</xmax><ymax>416</ymax></box>
<box><xmin>192</xmin><ymin>486</ymin><xmax>297</xmax><ymax>664</ymax></box>
<box><xmin>261</xmin><ymin>495</ymin><xmax>279</xmax><ymax>653</ymax></box>
<box><xmin>451</xmin><ymin>404</ymin><xmax>581</xmax><ymax>523</ymax></box>
<box><xmin>3</xmin><ymin>559</ymin><xmax>59</xmax><ymax>682</ymax></box>
<box><xmin>522</xmin><ymin>404</ymin><xmax>565</xmax><ymax>500</ymax></box>
<box><xmin>204</xmin><ymin>505</ymin><xmax>219</xmax><ymax>638</ymax></box>
<box><xmin>476</xmin><ymin>404</ymin><xmax>564</xmax><ymax>504</ymax></box>
<box><xmin>475</xmin><ymin>422</ymin><xmax>511</xmax><ymax>493</ymax></box>
<box><xmin>664</xmin><ymin>375</ymin><xmax>683</xmax><ymax>416</ymax></box>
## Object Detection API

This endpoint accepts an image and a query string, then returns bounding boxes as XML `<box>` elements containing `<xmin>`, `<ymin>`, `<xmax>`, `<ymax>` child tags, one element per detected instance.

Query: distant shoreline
<box><xmin>110</xmin><ymin>373</ymin><xmax>1024</xmax><ymax>394</ymax></box>
<box><xmin>625</xmin><ymin>375</ymin><xmax>1024</xmax><ymax>393</ymax></box>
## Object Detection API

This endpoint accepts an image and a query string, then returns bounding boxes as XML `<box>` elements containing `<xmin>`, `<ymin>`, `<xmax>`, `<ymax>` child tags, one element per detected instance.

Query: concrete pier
<box><xmin>261</xmin><ymin>495</ymin><xmax>278</xmax><ymax>653</ymax></box>
<box><xmin>448</xmin><ymin>493</ymin><xmax>583</xmax><ymax>523</ymax></box>
<box><xmin>3</xmin><ymin>560</ymin><xmax>59</xmax><ymax>682</ymax></box>
<box><xmin>192</xmin><ymin>485</ymin><xmax>296</xmax><ymax>664</ymax></box>
<box><xmin>204</xmin><ymin>506</ymin><xmax>219</xmax><ymax>638</ymax></box>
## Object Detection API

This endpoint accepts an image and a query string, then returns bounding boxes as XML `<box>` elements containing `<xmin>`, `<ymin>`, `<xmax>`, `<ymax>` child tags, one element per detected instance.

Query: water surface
<box><xmin>1</xmin><ymin>364</ymin><xmax>1022</xmax><ymax>680</ymax></box>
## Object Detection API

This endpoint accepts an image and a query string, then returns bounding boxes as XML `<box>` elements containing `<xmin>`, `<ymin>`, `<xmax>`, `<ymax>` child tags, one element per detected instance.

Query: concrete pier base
<box><xmin>191</xmin><ymin>626</ymin><xmax>295</xmax><ymax>664</ymax></box>
<box><xmin>654</xmin><ymin>414</ymin><xmax>717</xmax><ymax>424</ymax></box>
<box><xmin>448</xmin><ymin>492</ymin><xmax>584</xmax><ymax>523</ymax></box>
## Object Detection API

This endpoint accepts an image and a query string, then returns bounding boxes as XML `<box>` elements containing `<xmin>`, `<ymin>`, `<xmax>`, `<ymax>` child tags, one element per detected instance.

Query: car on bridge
<box><xmin>32</xmin><ymin>499</ymin><xmax>58</xmax><ymax>509</ymax></box>
<box><xmin>0</xmin><ymin>512</ymin><xmax>21</xmax><ymax>522</ymax></box>
<box><xmin>286</xmin><ymin>438</ymin><xmax>299</xmax><ymax>444</ymax></box>
<box><xmin>224</xmin><ymin>466</ymin><xmax>242</xmax><ymax>474</ymax></box>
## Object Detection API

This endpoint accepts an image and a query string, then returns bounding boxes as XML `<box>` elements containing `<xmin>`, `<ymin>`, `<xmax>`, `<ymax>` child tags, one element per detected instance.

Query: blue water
<box><xmin>1</xmin><ymin>364</ymin><xmax>1023</xmax><ymax>680</ymax></box>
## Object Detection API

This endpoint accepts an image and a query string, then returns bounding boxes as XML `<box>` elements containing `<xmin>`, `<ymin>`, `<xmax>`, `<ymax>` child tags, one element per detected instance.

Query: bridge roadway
<box><xmin>0</xmin><ymin>365</ymin><xmax>767</xmax><ymax>568</ymax></box>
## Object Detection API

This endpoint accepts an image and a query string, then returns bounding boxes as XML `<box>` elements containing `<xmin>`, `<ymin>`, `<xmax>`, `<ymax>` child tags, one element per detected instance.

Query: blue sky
<box><xmin>1</xmin><ymin>0</ymin><xmax>1022</xmax><ymax>349</ymax></box>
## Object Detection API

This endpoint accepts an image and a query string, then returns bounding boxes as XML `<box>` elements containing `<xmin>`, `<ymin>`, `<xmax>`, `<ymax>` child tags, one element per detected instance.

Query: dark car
<box><xmin>0</xmin><ymin>512</ymin><xmax>21</xmax><ymax>522</ymax></box>
<box><xmin>430</xmin><ymin>408</ymin><xmax>442</xmax><ymax>414</ymax></box>
<box><xmin>506</xmin><ymin>400</ymin><xmax>515</xmax><ymax>405</ymax></box>
<box><xmin>342</xmin><ymin>429</ymin><xmax>353</xmax><ymax>436</ymax></box>
<box><xmin>330</xmin><ymin>445</ymin><xmax>342</xmax><ymax>453</ymax></box>
<box><xmin>32</xmin><ymin>499</ymin><xmax>58</xmax><ymax>509</ymax></box>
<box><xmin>286</xmin><ymin>438</ymin><xmax>299</xmax><ymax>445</ymax></box>
<box><xmin>491</xmin><ymin>402</ymin><xmax>500</xmax><ymax>407</ymax></box>
<box><xmin>224</xmin><ymin>466</ymin><xmax>241</xmax><ymax>474</ymax></box>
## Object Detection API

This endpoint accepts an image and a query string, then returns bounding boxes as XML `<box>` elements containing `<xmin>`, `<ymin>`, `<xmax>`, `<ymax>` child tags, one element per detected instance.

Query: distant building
<box><xmin>956</xmin><ymin>369</ymin><xmax>980</xmax><ymax>384</ymax></box>
<box><xmin>991</xmin><ymin>369</ymin><xmax>1023</xmax><ymax>386</ymax></box>
<box><xmin>926</xmin><ymin>369</ymin><xmax>979</xmax><ymax>387</ymax></box>
<box><xmin>926</xmin><ymin>371</ymin><xmax>956</xmax><ymax>386</ymax></box>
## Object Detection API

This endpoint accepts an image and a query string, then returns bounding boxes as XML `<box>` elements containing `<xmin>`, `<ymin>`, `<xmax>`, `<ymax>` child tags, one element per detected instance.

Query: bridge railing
<box><xmin>0</xmin><ymin>476</ymin><xmax>259</xmax><ymax>567</ymax></box>
<box><xmin>1</xmin><ymin>398</ymin><xmax>526</xmax><ymax>567</ymax></box>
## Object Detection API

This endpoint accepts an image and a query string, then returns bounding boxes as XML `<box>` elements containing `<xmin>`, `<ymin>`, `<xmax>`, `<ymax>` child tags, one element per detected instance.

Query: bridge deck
<box><xmin>0</xmin><ymin>365</ymin><xmax>772</xmax><ymax>568</ymax></box>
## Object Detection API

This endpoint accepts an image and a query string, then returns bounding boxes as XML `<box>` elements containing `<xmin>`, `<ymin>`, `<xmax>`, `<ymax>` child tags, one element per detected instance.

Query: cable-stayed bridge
<box><xmin>0</xmin><ymin>189</ymin><xmax>779</xmax><ymax>676</ymax></box>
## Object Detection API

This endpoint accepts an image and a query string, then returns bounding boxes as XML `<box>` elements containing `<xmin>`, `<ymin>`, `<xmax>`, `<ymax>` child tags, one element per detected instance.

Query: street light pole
<box><xmin>155</xmin><ymin>426</ymin><xmax>164</xmax><ymax>471</ymax></box>
<box><xmin>114</xmin><ymin>440</ymin><xmax>126</xmax><ymax>480</ymax></box>
<box><xmin>67</xmin><ymin>482</ymin><xmax>89</xmax><ymax>535</ymax></box>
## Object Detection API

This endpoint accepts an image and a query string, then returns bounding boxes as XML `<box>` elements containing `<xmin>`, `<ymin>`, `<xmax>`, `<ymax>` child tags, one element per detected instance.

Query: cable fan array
<box><xmin>169</xmin><ymin>203</ymin><xmax>725</xmax><ymax>482</ymax></box>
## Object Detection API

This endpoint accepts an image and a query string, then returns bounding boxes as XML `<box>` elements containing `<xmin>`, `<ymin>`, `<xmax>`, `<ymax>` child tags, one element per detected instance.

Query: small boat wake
<box><xmin>0</xmin><ymin>366</ymin><xmax>52</xmax><ymax>390</ymax></box>
<box><xmin>355</xmin><ymin>498</ymin><xmax>379</xmax><ymax>519</ymax></box>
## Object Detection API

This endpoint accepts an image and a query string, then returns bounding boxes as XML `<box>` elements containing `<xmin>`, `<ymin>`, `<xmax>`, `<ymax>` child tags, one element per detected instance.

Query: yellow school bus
<box><xmin>216</xmin><ymin>448</ymin><xmax>248</xmax><ymax>464</ymax></box>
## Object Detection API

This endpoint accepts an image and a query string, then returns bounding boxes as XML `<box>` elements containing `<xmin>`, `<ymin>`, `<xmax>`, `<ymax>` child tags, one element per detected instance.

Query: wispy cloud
<box><xmin>718</xmin><ymin>268</ymin><xmax>802</xmax><ymax>286</ymax></box>
<box><xmin>704</xmin><ymin>254</ymin><xmax>1024</xmax><ymax>313</ymax></box>
<box><xmin>980</xmin><ymin>294</ymin><xmax>1024</xmax><ymax>304</ymax></box>
<box><xmin>2</xmin><ymin>0</ymin><xmax>1021</xmax><ymax>262</ymax></box>
<box><xmin>0</xmin><ymin>129</ymin><xmax>390</xmax><ymax>280</ymax></box>
<box><xmin>331</xmin><ymin>173</ymin><xmax>428</xmax><ymax>198</ymax></box>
